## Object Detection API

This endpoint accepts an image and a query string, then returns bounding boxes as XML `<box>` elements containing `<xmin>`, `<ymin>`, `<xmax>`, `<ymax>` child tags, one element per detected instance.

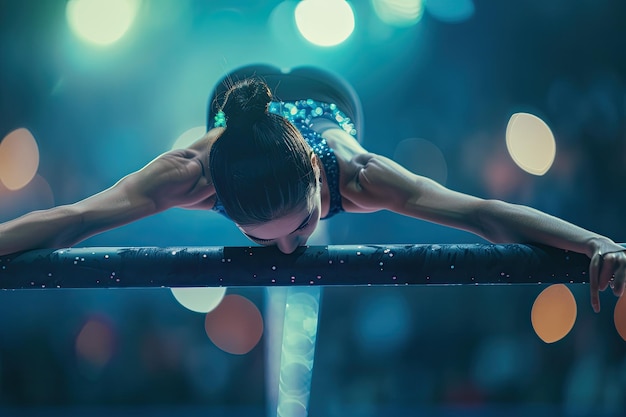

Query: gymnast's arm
<box><xmin>0</xmin><ymin>146</ymin><xmax>215</xmax><ymax>257</ymax></box>
<box><xmin>341</xmin><ymin>152</ymin><xmax>625</xmax><ymax>312</ymax></box>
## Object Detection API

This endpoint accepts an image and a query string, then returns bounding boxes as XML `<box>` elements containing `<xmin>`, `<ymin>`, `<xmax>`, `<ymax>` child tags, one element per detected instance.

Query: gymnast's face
<box><xmin>237</xmin><ymin>184</ymin><xmax>322</xmax><ymax>254</ymax></box>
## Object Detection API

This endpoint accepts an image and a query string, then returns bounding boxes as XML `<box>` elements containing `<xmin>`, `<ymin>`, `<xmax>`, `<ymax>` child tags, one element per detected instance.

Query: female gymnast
<box><xmin>0</xmin><ymin>64</ymin><xmax>623</xmax><ymax>312</ymax></box>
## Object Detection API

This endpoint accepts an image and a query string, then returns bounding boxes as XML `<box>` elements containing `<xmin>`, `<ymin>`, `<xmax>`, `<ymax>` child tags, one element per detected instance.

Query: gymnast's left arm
<box><xmin>342</xmin><ymin>152</ymin><xmax>625</xmax><ymax>312</ymax></box>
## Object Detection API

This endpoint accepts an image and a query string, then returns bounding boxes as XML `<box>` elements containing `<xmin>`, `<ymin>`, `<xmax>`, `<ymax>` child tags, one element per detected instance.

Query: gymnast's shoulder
<box><xmin>321</xmin><ymin>125</ymin><xmax>440</xmax><ymax>214</ymax></box>
<box><xmin>320</xmin><ymin>125</ymin><xmax>387</xmax><ymax>212</ymax></box>
<box><xmin>128</xmin><ymin>128</ymin><xmax>223</xmax><ymax>211</ymax></box>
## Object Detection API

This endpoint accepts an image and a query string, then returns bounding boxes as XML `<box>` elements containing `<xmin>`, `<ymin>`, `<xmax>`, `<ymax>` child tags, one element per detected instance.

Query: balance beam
<box><xmin>0</xmin><ymin>244</ymin><xmax>597</xmax><ymax>289</ymax></box>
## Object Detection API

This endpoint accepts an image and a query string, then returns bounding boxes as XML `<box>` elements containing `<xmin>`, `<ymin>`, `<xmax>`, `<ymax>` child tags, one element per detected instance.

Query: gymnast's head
<box><xmin>209</xmin><ymin>78</ymin><xmax>321</xmax><ymax>254</ymax></box>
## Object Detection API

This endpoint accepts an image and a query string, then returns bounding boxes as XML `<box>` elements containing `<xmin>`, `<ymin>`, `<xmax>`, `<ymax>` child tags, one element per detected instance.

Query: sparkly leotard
<box><xmin>211</xmin><ymin>99</ymin><xmax>357</xmax><ymax>220</ymax></box>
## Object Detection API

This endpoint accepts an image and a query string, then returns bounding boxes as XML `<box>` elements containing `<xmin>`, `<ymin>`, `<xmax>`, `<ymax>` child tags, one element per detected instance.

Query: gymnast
<box><xmin>0</xmin><ymin>64</ymin><xmax>623</xmax><ymax>311</ymax></box>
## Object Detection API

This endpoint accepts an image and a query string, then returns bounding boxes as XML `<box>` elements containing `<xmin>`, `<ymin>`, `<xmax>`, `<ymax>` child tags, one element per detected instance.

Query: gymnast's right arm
<box><xmin>0</xmin><ymin>146</ymin><xmax>215</xmax><ymax>257</ymax></box>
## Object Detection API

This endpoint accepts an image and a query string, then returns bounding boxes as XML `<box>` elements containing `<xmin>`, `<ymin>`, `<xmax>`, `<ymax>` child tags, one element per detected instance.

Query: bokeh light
<box><xmin>283</xmin><ymin>292</ymin><xmax>320</xmax><ymax>347</ymax></box>
<box><xmin>204</xmin><ymin>294</ymin><xmax>264</xmax><ymax>355</ymax></box>
<box><xmin>278</xmin><ymin>398</ymin><xmax>308</xmax><ymax>417</ymax></box>
<box><xmin>425</xmin><ymin>0</ymin><xmax>475</xmax><ymax>23</ymax></box>
<box><xmin>393</xmin><ymin>138</ymin><xmax>448</xmax><ymax>185</ymax></box>
<box><xmin>66</xmin><ymin>0</ymin><xmax>140</xmax><ymax>46</ymax></box>
<box><xmin>371</xmin><ymin>0</ymin><xmax>424</xmax><ymax>27</ymax></box>
<box><xmin>506</xmin><ymin>112</ymin><xmax>556</xmax><ymax>176</ymax></box>
<box><xmin>171</xmin><ymin>126</ymin><xmax>206</xmax><ymax>150</ymax></box>
<box><xmin>0</xmin><ymin>174</ymin><xmax>54</xmax><ymax>221</ymax></box>
<box><xmin>269</xmin><ymin>1</ymin><xmax>300</xmax><ymax>48</ymax></box>
<box><xmin>354</xmin><ymin>292</ymin><xmax>411</xmax><ymax>354</ymax></box>
<box><xmin>614</xmin><ymin>295</ymin><xmax>626</xmax><ymax>342</ymax></box>
<box><xmin>472</xmin><ymin>336</ymin><xmax>538</xmax><ymax>392</ymax></box>
<box><xmin>0</xmin><ymin>128</ymin><xmax>40</xmax><ymax>191</ymax></box>
<box><xmin>531</xmin><ymin>284</ymin><xmax>577</xmax><ymax>343</ymax></box>
<box><xmin>481</xmin><ymin>147</ymin><xmax>527</xmax><ymax>198</ymax></box>
<box><xmin>75</xmin><ymin>316</ymin><xmax>116</xmax><ymax>368</ymax></box>
<box><xmin>276</xmin><ymin>288</ymin><xmax>320</xmax><ymax>417</ymax></box>
<box><xmin>295</xmin><ymin>0</ymin><xmax>355</xmax><ymax>47</ymax></box>
<box><xmin>171</xmin><ymin>287</ymin><xmax>227</xmax><ymax>314</ymax></box>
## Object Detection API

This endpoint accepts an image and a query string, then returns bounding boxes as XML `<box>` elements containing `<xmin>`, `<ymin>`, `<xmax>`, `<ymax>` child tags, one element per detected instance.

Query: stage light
<box><xmin>66</xmin><ymin>0</ymin><xmax>140</xmax><ymax>46</ymax></box>
<box><xmin>531</xmin><ymin>284</ymin><xmax>577</xmax><ymax>343</ymax></box>
<box><xmin>75</xmin><ymin>316</ymin><xmax>116</xmax><ymax>368</ymax></box>
<box><xmin>371</xmin><ymin>0</ymin><xmax>424</xmax><ymax>27</ymax></box>
<box><xmin>171</xmin><ymin>287</ymin><xmax>227</xmax><ymax>314</ymax></box>
<box><xmin>0</xmin><ymin>128</ymin><xmax>39</xmax><ymax>191</ymax></box>
<box><xmin>506</xmin><ymin>112</ymin><xmax>556</xmax><ymax>176</ymax></box>
<box><xmin>277</xmin><ymin>288</ymin><xmax>320</xmax><ymax>417</ymax></box>
<box><xmin>204</xmin><ymin>294</ymin><xmax>264</xmax><ymax>355</ymax></box>
<box><xmin>295</xmin><ymin>0</ymin><xmax>355</xmax><ymax>47</ymax></box>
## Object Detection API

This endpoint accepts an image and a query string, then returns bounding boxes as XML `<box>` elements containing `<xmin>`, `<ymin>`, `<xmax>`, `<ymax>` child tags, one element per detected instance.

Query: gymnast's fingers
<box><xmin>611</xmin><ymin>254</ymin><xmax>626</xmax><ymax>297</ymax></box>
<box><xmin>598</xmin><ymin>253</ymin><xmax>617</xmax><ymax>292</ymax></box>
<box><xmin>589</xmin><ymin>252</ymin><xmax>602</xmax><ymax>313</ymax></box>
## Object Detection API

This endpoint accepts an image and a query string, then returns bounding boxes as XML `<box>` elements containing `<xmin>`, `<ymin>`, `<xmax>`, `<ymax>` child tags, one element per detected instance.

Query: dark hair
<box><xmin>209</xmin><ymin>78</ymin><xmax>317</xmax><ymax>225</ymax></box>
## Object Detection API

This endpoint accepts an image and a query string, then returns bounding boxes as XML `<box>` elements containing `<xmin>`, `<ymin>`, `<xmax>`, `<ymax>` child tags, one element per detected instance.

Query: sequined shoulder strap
<box><xmin>269</xmin><ymin>100</ymin><xmax>358</xmax><ymax>219</ymax></box>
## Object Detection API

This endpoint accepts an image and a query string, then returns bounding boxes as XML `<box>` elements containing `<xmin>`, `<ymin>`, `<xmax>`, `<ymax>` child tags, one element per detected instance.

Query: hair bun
<box><xmin>221</xmin><ymin>78</ymin><xmax>272</xmax><ymax>127</ymax></box>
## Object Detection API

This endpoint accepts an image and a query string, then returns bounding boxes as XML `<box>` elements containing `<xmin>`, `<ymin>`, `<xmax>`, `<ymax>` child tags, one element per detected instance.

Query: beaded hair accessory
<box><xmin>214</xmin><ymin>110</ymin><xmax>227</xmax><ymax>128</ymax></box>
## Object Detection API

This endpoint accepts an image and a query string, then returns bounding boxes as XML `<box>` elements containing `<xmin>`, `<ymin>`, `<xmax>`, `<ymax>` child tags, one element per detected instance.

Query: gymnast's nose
<box><xmin>276</xmin><ymin>236</ymin><xmax>305</xmax><ymax>254</ymax></box>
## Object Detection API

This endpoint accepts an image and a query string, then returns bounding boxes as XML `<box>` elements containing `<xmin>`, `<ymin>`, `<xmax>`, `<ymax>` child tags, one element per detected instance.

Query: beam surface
<box><xmin>0</xmin><ymin>244</ymin><xmax>601</xmax><ymax>290</ymax></box>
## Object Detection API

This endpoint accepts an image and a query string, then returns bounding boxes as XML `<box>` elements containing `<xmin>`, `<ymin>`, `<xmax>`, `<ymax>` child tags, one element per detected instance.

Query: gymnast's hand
<box><xmin>589</xmin><ymin>240</ymin><xmax>626</xmax><ymax>312</ymax></box>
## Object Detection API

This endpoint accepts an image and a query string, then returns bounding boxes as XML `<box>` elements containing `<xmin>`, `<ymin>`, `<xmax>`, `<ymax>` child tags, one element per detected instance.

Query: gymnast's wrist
<box><xmin>586</xmin><ymin>236</ymin><xmax>621</xmax><ymax>258</ymax></box>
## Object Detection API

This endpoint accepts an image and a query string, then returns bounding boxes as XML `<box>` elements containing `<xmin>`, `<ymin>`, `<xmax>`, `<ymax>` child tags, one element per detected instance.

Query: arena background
<box><xmin>0</xmin><ymin>1</ymin><xmax>625</xmax><ymax>416</ymax></box>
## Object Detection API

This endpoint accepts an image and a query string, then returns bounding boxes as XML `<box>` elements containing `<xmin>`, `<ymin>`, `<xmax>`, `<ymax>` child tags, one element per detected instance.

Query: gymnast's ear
<box><xmin>311</xmin><ymin>153</ymin><xmax>321</xmax><ymax>181</ymax></box>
